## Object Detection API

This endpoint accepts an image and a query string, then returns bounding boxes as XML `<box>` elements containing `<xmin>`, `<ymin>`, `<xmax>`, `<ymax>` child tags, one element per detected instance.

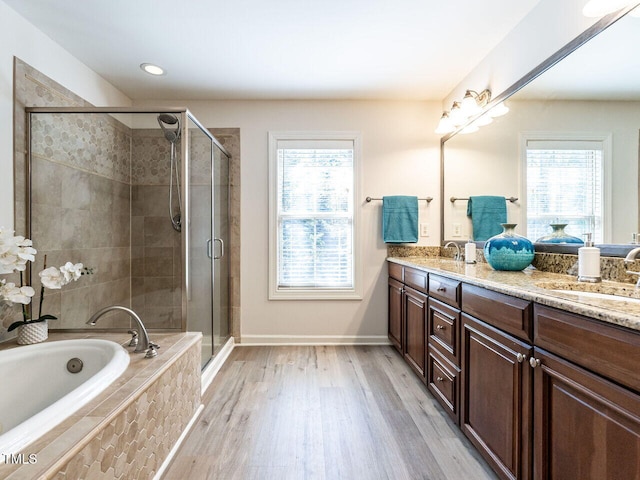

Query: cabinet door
<box><xmin>388</xmin><ymin>277</ymin><xmax>403</xmax><ymax>352</ymax></box>
<box><xmin>532</xmin><ymin>348</ymin><xmax>640</xmax><ymax>480</ymax></box>
<box><xmin>461</xmin><ymin>313</ymin><xmax>533</xmax><ymax>480</ymax></box>
<box><xmin>404</xmin><ymin>286</ymin><xmax>427</xmax><ymax>378</ymax></box>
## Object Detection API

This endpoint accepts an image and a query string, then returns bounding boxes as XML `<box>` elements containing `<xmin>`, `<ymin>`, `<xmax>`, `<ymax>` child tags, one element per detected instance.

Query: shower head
<box><xmin>157</xmin><ymin>113</ymin><xmax>181</xmax><ymax>143</ymax></box>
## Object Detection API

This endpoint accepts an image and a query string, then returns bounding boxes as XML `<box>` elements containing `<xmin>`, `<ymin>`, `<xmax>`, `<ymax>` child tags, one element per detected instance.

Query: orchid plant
<box><xmin>0</xmin><ymin>227</ymin><xmax>91</xmax><ymax>332</ymax></box>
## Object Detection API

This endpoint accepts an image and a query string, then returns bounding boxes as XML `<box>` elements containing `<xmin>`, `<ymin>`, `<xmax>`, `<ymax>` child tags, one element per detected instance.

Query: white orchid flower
<box><xmin>0</xmin><ymin>281</ymin><xmax>35</xmax><ymax>305</ymax></box>
<box><xmin>39</xmin><ymin>266</ymin><xmax>65</xmax><ymax>289</ymax></box>
<box><xmin>60</xmin><ymin>262</ymin><xmax>84</xmax><ymax>283</ymax></box>
<box><xmin>0</xmin><ymin>229</ymin><xmax>37</xmax><ymax>274</ymax></box>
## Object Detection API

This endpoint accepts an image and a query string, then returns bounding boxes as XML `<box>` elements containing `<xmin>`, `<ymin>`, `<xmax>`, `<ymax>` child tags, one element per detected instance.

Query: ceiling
<box><xmin>3</xmin><ymin>0</ymin><xmax>541</xmax><ymax>101</ymax></box>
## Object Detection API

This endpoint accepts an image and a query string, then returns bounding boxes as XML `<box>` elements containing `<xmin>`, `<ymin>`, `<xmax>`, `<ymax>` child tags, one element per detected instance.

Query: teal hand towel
<box><xmin>383</xmin><ymin>196</ymin><xmax>419</xmax><ymax>243</ymax></box>
<box><xmin>467</xmin><ymin>196</ymin><xmax>507</xmax><ymax>241</ymax></box>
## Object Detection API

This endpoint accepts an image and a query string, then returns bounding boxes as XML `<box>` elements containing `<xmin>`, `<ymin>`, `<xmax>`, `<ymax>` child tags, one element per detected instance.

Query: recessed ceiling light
<box><xmin>140</xmin><ymin>63</ymin><xmax>165</xmax><ymax>76</ymax></box>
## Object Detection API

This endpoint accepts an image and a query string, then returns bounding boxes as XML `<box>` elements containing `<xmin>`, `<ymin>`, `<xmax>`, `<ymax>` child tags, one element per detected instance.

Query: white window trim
<box><xmin>268</xmin><ymin>131</ymin><xmax>363</xmax><ymax>300</ymax></box>
<box><xmin>519</xmin><ymin>131</ymin><xmax>612</xmax><ymax>242</ymax></box>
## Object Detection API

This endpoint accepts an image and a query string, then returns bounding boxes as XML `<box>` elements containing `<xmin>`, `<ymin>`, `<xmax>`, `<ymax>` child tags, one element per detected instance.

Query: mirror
<box><xmin>442</xmin><ymin>10</ymin><xmax>640</xmax><ymax>249</ymax></box>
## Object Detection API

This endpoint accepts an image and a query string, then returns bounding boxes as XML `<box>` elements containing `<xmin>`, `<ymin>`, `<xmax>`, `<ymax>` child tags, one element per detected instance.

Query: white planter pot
<box><xmin>16</xmin><ymin>320</ymin><xmax>48</xmax><ymax>345</ymax></box>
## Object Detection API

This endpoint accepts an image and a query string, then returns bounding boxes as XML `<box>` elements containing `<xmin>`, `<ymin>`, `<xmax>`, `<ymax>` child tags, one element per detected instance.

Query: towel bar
<box><xmin>450</xmin><ymin>196</ymin><xmax>518</xmax><ymax>203</ymax></box>
<box><xmin>366</xmin><ymin>196</ymin><xmax>433</xmax><ymax>203</ymax></box>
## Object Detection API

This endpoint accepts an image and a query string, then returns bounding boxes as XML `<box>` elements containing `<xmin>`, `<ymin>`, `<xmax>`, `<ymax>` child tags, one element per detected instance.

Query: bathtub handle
<box><xmin>127</xmin><ymin>329</ymin><xmax>139</xmax><ymax>347</ymax></box>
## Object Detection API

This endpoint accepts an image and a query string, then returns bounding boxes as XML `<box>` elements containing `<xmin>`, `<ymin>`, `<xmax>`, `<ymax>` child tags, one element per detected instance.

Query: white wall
<box><xmin>444</xmin><ymin>0</ymin><xmax>604</xmax><ymax>108</ymax></box>
<box><xmin>0</xmin><ymin>0</ymin><xmax>131</xmax><ymax>230</ymax></box>
<box><xmin>136</xmin><ymin>99</ymin><xmax>441</xmax><ymax>343</ymax></box>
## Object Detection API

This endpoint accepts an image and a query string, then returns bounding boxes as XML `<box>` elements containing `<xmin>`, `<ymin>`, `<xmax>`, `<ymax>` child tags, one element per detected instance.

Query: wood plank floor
<box><xmin>162</xmin><ymin>345</ymin><xmax>497</xmax><ymax>480</ymax></box>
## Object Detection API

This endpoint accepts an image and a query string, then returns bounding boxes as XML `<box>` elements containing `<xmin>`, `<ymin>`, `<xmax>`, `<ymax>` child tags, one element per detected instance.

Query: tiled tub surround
<box><xmin>388</xmin><ymin>256</ymin><xmax>640</xmax><ymax>332</ymax></box>
<box><xmin>0</xmin><ymin>332</ymin><xmax>201</xmax><ymax>479</ymax></box>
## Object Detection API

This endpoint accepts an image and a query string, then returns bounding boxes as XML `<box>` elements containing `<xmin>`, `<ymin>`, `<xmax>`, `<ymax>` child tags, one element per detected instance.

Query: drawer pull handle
<box><xmin>516</xmin><ymin>353</ymin><xmax>526</xmax><ymax>363</ymax></box>
<box><xmin>436</xmin><ymin>376</ymin><xmax>444</xmax><ymax>382</ymax></box>
<box><xmin>529</xmin><ymin>357</ymin><xmax>541</xmax><ymax>368</ymax></box>
<box><xmin>437</xmin><ymin>287</ymin><xmax>446</xmax><ymax>292</ymax></box>
<box><xmin>436</xmin><ymin>325</ymin><xmax>445</xmax><ymax>331</ymax></box>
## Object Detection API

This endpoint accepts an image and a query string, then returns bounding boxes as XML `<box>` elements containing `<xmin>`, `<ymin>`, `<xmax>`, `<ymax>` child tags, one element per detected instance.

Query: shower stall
<box><xmin>25</xmin><ymin>107</ymin><xmax>230</xmax><ymax>367</ymax></box>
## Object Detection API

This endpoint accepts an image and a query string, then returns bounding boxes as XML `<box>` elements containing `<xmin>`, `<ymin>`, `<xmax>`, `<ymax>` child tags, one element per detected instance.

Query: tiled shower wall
<box><xmin>28</xmin><ymin>112</ymin><xmax>133</xmax><ymax>328</ymax></box>
<box><xmin>131</xmin><ymin>130</ymin><xmax>183</xmax><ymax>329</ymax></box>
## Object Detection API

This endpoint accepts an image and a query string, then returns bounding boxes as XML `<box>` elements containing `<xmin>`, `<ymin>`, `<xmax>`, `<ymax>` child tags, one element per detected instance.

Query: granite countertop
<box><xmin>388</xmin><ymin>256</ymin><xmax>640</xmax><ymax>333</ymax></box>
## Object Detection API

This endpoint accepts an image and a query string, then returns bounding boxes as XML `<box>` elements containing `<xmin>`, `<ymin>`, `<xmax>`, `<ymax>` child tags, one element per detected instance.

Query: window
<box><xmin>269</xmin><ymin>132</ymin><xmax>361</xmax><ymax>299</ymax></box>
<box><xmin>523</xmin><ymin>135</ymin><xmax>611</xmax><ymax>243</ymax></box>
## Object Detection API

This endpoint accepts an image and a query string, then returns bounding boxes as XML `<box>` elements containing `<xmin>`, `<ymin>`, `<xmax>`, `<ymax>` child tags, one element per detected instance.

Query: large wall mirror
<box><xmin>442</xmin><ymin>9</ymin><xmax>640</xmax><ymax>252</ymax></box>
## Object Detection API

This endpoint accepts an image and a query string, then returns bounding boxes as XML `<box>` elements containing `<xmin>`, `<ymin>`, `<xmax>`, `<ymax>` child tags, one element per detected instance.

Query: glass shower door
<box><xmin>212</xmin><ymin>146</ymin><xmax>230</xmax><ymax>354</ymax></box>
<box><xmin>186</xmin><ymin>116</ymin><xmax>214</xmax><ymax>366</ymax></box>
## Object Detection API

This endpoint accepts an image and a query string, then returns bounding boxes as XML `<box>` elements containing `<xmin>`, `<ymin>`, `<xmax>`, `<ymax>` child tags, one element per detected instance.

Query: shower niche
<box><xmin>26</xmin><ymin>108</ymin><xmax>230</xmax><ymax>367</ymax></box>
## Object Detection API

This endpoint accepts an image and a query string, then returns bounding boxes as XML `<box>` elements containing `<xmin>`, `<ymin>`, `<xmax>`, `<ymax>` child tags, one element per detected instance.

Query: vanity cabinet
<box><xmin>426</xmin><ymin>274</ymin><xmax>461</xmax><ymax>423</ymax></box>
<box><xmin>387</xmin><ymin>260</ymin><xmax>640</xmax><ymax>480</ymax></box>
<box><xmin>531</xmin><ymin>305</ymin><xmax>640</xmax><ymax>480</ymax></box>
<box><xmin>461</xmin><ymin>285</ymin><xmax>533</xmax><ymax>480</ymax></box>
<box><xmin>387</xmin><ymin>264</ymin><xmax>427</xmax><ymax>379</ymax></box>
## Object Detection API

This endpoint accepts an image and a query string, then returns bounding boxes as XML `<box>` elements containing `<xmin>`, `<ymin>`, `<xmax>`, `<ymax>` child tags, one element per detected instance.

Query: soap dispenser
<box><xmin>465</xmin><ymin>238</ymin><xmax>476</xmax><ymax>264</ymax></box>
<box><xmin>578</xmin><ymin>233</ymin><xmax>601</xmax><ymax>283</ymax></box>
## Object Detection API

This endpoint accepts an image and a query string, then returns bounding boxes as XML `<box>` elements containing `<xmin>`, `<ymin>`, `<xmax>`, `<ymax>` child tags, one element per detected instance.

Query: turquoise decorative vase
<box><xmin>484</xmin><ymin>223</ymin><xmax>535</xmax><ymax>271</ymax></box>
<box><xmin>535</xmin><ymin>223</ymin><xmax>583</xmax><ymax>244</ymax></box>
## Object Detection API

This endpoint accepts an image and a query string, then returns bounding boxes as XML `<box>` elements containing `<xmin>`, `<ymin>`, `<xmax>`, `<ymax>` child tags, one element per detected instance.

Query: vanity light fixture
<box><xmin>582</xmin><ymin>0</ymin><xmax>640</xmax><ymax>17</ymax></box>
<box><xmin>140</xmin><ymin>63</ymin><xmax>165</xmax><ymax>76</ymax></box>
<box><xmin>488</xmin><ymin>101</ymin><xmax>509</xmax><ymax>117</ymax></box>
<box><xmin>435</xmin><ymin>88</ymin><xmax>500</xmax><ymax>135</ymax></box>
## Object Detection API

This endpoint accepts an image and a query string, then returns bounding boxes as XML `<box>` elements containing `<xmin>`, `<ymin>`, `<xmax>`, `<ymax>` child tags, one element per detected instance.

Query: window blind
<box><xmin>277</xmin><ymin>145</ymin><xmax>354</xmax><ymax>289</ymax></box>
<box><xmin>526</xmin><ymin>139</ymin><xmax>603</xmax><ymax>243</ymax></box>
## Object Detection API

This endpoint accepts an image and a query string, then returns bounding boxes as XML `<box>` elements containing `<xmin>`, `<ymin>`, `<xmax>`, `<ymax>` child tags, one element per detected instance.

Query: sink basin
<box><xmin>550</xmin><ymin>289</ymin><xmax>640</xmax><ymax>304</ymax></box>
<box><xmin>535</xmin><ymin>280</ymin><xmax>640</xmax><ymax>303</ymax></box>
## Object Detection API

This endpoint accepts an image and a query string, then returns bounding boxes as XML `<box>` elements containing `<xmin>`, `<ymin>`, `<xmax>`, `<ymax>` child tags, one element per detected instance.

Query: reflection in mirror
<box><xmin>443</xmin><ymin>11</ymin><xmax>640</xmax><ymax>246</ymax></box>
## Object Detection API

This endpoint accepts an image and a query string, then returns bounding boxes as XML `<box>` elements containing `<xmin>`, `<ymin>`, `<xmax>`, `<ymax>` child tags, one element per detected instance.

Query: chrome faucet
<box><xmin>86</xmin><ymin>306</ymin><xmax>158</xmax><ymax>358</ymax></box>
<box><xmin>624</xmin><ymin>247</ymin><xmax>640</xmax><ymax>264</ymax></box>
<box><xmin>444</xmin><ymin>241</ymin><xmax>462</xmax><ymax>261</ymax></box>
<box><xmin>624</xmin><ymin>247</ymin><xmax>640</xmax><ymax>287</ymax></box>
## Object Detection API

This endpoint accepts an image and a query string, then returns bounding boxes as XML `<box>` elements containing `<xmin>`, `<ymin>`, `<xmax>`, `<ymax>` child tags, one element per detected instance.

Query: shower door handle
<box><xmin>206</xmin><ymin>238</ymin><xmax>213</xmax><ymax>259</ymax></box>
<box><xmin>213</xmin><ymin>238</ymin><xmax>224</xmax><ymax>260</ymax></box>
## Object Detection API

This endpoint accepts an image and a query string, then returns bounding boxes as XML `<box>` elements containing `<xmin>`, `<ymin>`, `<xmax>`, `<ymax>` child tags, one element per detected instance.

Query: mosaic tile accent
<box><xmin>30</xmin><ymin>113</ymin><xmax>131</xmax><ymax>184</ymax></box>
<box><xmin>51</xmin><ymin>344</ymin><xmax>200</xmax><ymax>479</ymax></box>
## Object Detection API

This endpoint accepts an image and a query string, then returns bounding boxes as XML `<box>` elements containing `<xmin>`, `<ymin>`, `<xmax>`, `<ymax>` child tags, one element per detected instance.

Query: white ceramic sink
<box><xmin>535</xmin><ymin>280</ymin><xmax>640</xmax><ymax>303</ymax></box>
<box><xmin>550</xmin><ymin>289</ymin><xmax>640</xmax><ymax>304</ymax></box>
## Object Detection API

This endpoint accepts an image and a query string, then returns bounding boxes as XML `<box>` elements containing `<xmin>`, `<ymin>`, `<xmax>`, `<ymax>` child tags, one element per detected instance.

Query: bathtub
<box><xmin>0</xmin><ymin>339</ymin><xmax>129</xmax><ymax>454</ymax></box>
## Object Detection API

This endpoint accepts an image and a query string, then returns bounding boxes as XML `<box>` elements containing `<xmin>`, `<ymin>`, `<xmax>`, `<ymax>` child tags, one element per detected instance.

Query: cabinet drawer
<box><xmin>388</xmin><ymin>262</ymin><xmax>403</xmax><ymax>282</ymax></box>
<box><xmin>404</xmin><ymin>267</ymin><xmax>428</xmax><ymax>294</ymax></box>
<box><xmin>534</xmin><ymin>304</ymin><xmax>640</xmax><ymax>393</ymax></box>
<box><xmin>429</xmin><ymin>274</ymin><xmax>461</xmax><ymax>308</ymax></box>
<box><xmin>428</xmin><ymin>298</ymin><xmax>460</xmax><ymax>366</ymax></box>
<box><xmin>427</xmin><ymin>349</ymin><xmax>459</xmax><ymax>424</ymax></box>
<box><xmin>462</xmin><ymin>283</ymin><xmax>532</xmax><ymax>341</ymax></box>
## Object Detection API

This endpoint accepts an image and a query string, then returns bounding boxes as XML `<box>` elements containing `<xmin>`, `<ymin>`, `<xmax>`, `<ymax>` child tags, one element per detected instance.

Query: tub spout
<box><xmin>86</xmin><ymin>306</ymin><xmax>158</xmax><ymax>357</ymax></box>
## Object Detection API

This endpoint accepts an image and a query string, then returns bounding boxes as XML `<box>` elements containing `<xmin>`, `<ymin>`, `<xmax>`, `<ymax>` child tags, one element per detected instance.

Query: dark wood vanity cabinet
<box><xmin>387</xmin><ymin>264</ymin><xmax>427</xmax><ymax>378</ymax></box>
<box><xmin>426</xmin><ymin>274</ymin><xmax>461</xmax><ymax>423</ymax></box>
<box><xmin>532</xmin><ymin>347</ymin><xmax>640</xmax><ymax>480</ymax></box>
<box><xmin>531</xmin><ymin>305</ymin><xmax>640</xmax><ymax>480</ymax></box>
<box><xmin>460</xmin><ymin>284</ymin><xmax>533</xmax><ymax>480</ymax></box>
<box><xmin>387</xmin><ymin>261</ymin><xmax>640</xmax><ymax>479</ymax></box>
<box><xmin>403</xmin><ymin>286</ymin><xmax>427</xmax><ymax>377</ymax></box>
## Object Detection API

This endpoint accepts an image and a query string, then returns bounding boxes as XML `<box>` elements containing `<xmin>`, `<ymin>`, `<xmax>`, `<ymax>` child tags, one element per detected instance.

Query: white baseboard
<box><xmin>153</xmin><ymin>403</ymin><xmax>204</xmax><ymax>480</ymax></box>
<box><xmin>239</xmin><ymin>335</ymin><xmax>391</xmax><ymax>346</ymax></box>
<box><xmin>201</xmin><ymin>336</ymin><xmax>235</xmax><ymax>396</ymax></box>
